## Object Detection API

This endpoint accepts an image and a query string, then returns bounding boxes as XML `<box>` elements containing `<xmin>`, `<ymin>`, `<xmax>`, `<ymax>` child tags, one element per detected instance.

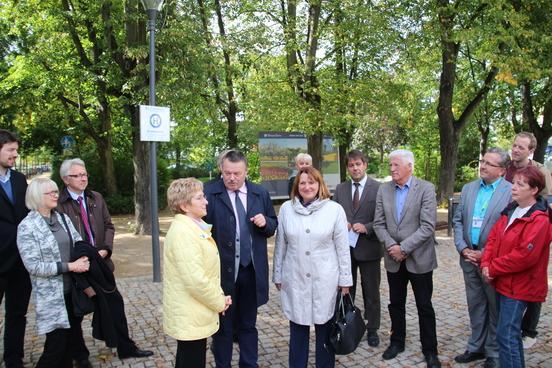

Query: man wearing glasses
<box><xmin>0</xmin><ymin>129</ymin><xmax>32</xmax><ymax>368</ymax></box>
<box><xmin>57</xmin><ymin>158</ymin><xmax>153</xmax><ymax>368</ymax></box>
<box><xmin>452</xmin><ymin>148</ymin><xmax>511</xmax><ymax>368</ymax></box>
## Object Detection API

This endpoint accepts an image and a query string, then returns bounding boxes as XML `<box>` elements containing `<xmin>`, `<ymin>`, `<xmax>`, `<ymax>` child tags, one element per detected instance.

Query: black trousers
<box><xmin>175</xmin><ymin>339</ymin><xmax>207</xmax><ymax>368</ymax></box>
<box><xmin>387</xmin><ymin>262</ymin><xmax>438</xmax><ymax>356</ymax></box>
<box><xmin>350</xmin><ymin>256</ymin><xmax>381</xmax><ymax>331</ymax></box>
<box><xmin>212</xmin><ymin>264</ymin><xmax>258</xmax><ymax>368</ymax></box>
<box><xmin>521</xmin><ymin>302</ymin><xmax>542</xmax><ymax>338</ymax></box>
<box><xmin>0</xmin><ymin>264</ymin><xmax>32</xmax><ymax>368</ymax></box>
<box><xmin>36</xmin><ymin>293</ymin><xmax>81</xmax><ymax>368</ymax></box>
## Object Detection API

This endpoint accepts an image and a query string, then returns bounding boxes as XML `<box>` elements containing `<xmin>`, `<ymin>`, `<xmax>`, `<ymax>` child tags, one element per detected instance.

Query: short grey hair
<box><xmin>60</xmin><ymin>158</ymin><xmax>86</xmax><ymax>177</ymax></box>
<box><xmin>389</xmin><ymin>149</ymin><xmax>415</xmax><ymax>169</ymax></box>
<box><xmin>486</xmin><ymin>147</ymin><xmax>510</xmax><ymax>168</ymax></box>
<box><xmin>26</xmin><ymin>178</ymin><xmax>58</xmax><ymax>210</ymax></box>
<box><xmin>294</xmin><ymin>153</ymin><xmax>312</xmax><ymax>164</ymax></box>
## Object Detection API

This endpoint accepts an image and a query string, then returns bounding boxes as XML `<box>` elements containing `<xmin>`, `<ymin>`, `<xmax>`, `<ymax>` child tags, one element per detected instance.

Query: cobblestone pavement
<box><xmin>1</xmin><ymin>231</ymin><xmax>550</xmax><ymax>367</ymax></box>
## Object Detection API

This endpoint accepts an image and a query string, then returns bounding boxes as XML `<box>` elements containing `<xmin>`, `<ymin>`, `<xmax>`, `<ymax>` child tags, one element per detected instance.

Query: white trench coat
<box><xmin>273</xmin><ymin>198</ymin><xmax>352</xmax><ymax>325</ymax></box>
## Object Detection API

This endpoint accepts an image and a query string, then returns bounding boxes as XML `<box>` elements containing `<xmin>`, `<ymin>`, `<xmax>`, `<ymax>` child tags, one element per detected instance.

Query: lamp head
<box><xmin>141</xmin><ymin>0</ymin><xmax>164</xmax><ymax>11</ymax></box>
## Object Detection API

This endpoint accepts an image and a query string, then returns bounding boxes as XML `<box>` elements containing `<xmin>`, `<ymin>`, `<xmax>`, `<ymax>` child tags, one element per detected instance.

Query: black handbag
<box><xmin>326</xmin><ymin>293</ymin><xmax>366</xmax><ymax>355</ymax></box>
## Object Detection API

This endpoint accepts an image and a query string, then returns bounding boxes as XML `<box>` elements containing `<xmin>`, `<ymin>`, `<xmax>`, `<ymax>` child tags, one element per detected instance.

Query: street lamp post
<box><xmin>141</xmin><ymin>0</ymin><xmax>164</xmax><ymax>282</ymax></box>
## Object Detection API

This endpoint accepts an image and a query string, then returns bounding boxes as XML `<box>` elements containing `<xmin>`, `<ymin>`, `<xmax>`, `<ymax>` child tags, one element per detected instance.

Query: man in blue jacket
<box><xmin>204</xmin><ymin>150</ymin><xmax>277</xmax><ymax>368</ymax></box>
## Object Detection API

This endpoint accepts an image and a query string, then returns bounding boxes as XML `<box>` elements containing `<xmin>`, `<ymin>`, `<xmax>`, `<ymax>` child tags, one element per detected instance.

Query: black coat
<box><xmin>71</xmin><ymin>241</ymin><xmax>122</xmax><ymax>348</ymax></box>
<box><xmin>204</xmin><ymin>178</ymin><xmax>278</xmax><ymax>306</ymax></box>
<box><xmin>0</xmin><ymin>170</ymin><xmax>29</xmax><ymax>274</ymax></box>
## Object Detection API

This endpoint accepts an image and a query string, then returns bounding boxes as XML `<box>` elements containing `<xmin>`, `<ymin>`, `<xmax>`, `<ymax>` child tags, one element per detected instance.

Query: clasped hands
<box><xmin>388</xmin><ymin>244</ymin><xmax>406</xmax><ymax>262</ymax></box>
<box><xmin>461</xmin><ymin>248</ymin><xmax>482</xmax><ymax>266</ymax></box>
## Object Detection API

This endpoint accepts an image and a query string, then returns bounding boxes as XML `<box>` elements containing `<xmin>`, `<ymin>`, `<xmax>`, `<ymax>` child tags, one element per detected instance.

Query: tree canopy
<box><xmin>1</xmin><ymin>0</ymin><xmax>551</xmax><ymax>215</ymax></box>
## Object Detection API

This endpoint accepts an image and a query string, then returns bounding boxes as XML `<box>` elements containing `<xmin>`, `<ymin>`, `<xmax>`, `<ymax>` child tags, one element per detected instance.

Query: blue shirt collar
<box><xmin>395</xmin><ymin>176</ymin><xmax>412</xmax><ymax>189</ymax></box>
<box><xmin>0</xmin><ymin>168</ymin><xmax>11</xmax><ymax>183</ymax></box>
<box><xmin>479</xmin><ymin>177</ymin><xmax>502</xmax><ymax>189</ymax></box>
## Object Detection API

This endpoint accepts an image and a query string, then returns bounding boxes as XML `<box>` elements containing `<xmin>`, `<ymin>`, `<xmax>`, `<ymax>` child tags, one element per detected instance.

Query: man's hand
<box><xmin>250</xmin><ymin>214</ymin><xmax>266</xmax><ymax>228</ymax></box>
<box><xmin>388</xmin><ymin>245</ymin><xmax>405</xmax><ymax>262</ymax></box>
<box><xmin>482</xmin><ymin>267</ymin><xmax>493</xmax><ymax>283</ymax></box>
<box><xmin>347</xmin><ymin>222</ymin><xmax>352</xmax><ymax>231</ymax></box>
<box><xmin>461</xmin><ymin>248</ymin><xmax>481</xmax><ymax>265</ymax></box>
<box><xmin>351</xmin><ymin>223</ymin><xmax>367</xmax><ymax>234</ymax></box>
<box><xmin>98</xmin><ymin>250</ymin><xmax>108</xmax><ymax>258</ymax></box>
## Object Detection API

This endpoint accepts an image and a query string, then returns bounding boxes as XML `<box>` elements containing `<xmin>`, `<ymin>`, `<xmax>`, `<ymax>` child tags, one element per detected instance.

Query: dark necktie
<box><xmin>235</xmin><ymin>191</ymin><xmax>251</xmax><ymax>266</ymax></box>
<box><xmin>353</xmin><ymin>182</ymin><xmax>360</xmax><ymax>210</ymax></box>
<box><xmin>77</xmin><ymin>196</ymin><xmax>95</xmax><ymax>245</ymax></box>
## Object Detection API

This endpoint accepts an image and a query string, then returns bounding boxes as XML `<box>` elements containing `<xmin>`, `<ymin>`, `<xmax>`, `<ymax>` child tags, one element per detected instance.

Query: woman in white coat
<box><xmin>273</xmin><ymin>166</ymin><xmax>352</xmax><ymax>368</ymax></box>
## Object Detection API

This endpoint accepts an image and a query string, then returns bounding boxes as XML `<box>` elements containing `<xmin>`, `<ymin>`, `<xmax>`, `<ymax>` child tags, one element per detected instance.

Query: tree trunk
<box><xmin>436</xmin><ymin>0</ymin><xmax>498</xmax><ymax>202</ymax></box>
<box><xmin>129</xmin><ymin>105</ymin><xmax>152</xmax><ymax>235</ymax></box>
<box><xmin>438</xmin><ymin>126</ymin><xmax>460</xmax><ymax>202</ymax></box>
<box><xmin>307</xmin><ymin>133</ymin><xmax>323</xmax><ymax>171</ymax></box>
<box><xmin>96</xmin><ymin>137</ymin><xmax>117</xmax><ymax>195</ymax></box>
<box><xmin>96</xmin><ymin>91</ymin><xmax>117</xmax><ymax>195</ymax></box>
<box><xmin>521</xmin><ymin>80</ymin><xmax>552</xmax><ymax>163</ymax></box>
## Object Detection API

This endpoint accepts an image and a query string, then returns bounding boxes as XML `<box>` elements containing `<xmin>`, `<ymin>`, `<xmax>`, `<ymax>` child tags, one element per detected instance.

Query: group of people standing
<box><xmin>163</xmin><ymin>133</ymin><xmax>550</xmax><ymax>368</ymax></box>
<box><xmin>453</xmin><ymin>133</ymin><xmax>551</xmax><ymax>368</ymax></box>
<box><xmin>0</xmin><ymin>129</ymin><xmax>152</xmax><ymax>367</ymax></box>
<box><xmin>1</xmin><ymin>127</ymin><xmax>549</xmax><ymax>368</ymax></box>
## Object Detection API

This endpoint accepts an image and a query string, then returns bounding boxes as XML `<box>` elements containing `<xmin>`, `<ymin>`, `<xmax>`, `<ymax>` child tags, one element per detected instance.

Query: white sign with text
<box><xmin>140</xmin><ymin>105</ymin><xmax>171</xmax><ymax>142</ymax></box>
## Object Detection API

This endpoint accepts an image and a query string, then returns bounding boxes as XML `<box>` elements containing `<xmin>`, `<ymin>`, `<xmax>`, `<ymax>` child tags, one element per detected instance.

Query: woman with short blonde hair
<box><xmin>163</xmin><ymin>178</ymin><xmax>232</xmax><ymax>368</ymax></box>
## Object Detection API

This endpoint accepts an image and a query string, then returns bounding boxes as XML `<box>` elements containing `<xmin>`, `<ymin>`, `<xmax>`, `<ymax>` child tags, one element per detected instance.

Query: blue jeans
<box><xmin>496</xmin><ymin>293</ymin><xmax>527</xmax><ymax>368</ymax></box>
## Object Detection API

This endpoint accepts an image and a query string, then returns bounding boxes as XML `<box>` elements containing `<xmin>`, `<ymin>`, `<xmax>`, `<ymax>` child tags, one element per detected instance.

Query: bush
<box><xmin>104</xmin><ymin>193</ymin><xmax>135</xmax><ymax>215</ymax></box>
<box><xmin>170</xmin><ymin>166</ymin><xmax>210</xmax><ymax>180</ymax></box>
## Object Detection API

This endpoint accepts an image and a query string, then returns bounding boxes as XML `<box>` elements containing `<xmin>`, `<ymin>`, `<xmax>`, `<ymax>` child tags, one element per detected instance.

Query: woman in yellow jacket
<box><xmin>164</xmin><ymin>178</ymin><xmax>232</xmax><ymax>368</ymax></box>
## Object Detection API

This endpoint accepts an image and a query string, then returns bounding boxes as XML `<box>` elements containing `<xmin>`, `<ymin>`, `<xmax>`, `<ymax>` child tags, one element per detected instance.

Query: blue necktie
<box><xmin>235</xmin><ymin>191</ymin><xmax>252</xmax><ymax>266</ymax></box>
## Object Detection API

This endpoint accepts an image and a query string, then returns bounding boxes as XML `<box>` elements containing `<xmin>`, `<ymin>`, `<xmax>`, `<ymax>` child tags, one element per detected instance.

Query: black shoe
<box><xmin>454</xmin><ymin>350</ymin><xmax>486</xmax><ymax>363</ymax></box>
<box><xmin>382</xmin><ymin>344</ymin><xmax>405</xmax><ymax>360</ymax></box>
<box><xmin>75</xmin><ymin>359</ymin><xmax>93</xmax><ymax>368</ymax></box>
<box><xmin>367</xmin><ymin>331</ymin><xmax>380</xmax><ymax>347</ymax></box>
<box><xmin>425</xmin><ymin>353</ymin><xmax>441</xmax><ymax>368</ymax></box>
<box><xmin>118</xmin><ymin>349</ymin><xmax>154</xmax><ymax>359</ymax></box>
<box><xmin>484</xmin><ymin>357</ymin><xmax>500</xmax><ymax>368</ymax></box>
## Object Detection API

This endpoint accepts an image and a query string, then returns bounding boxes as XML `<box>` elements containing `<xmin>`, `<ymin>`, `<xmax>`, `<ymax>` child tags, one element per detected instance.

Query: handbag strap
<box><xmin>58</xmin><ymin>211</ymin><xmax>74</xmax><ymax>248</ymax></box>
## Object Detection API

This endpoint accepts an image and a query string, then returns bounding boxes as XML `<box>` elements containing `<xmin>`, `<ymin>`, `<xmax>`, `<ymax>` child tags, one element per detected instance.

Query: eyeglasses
<box><xmin>67</xmin><ymin>173</ymin><xmax>89</xmax><ymax>179</ymax></box>
<box><xmin>43</xmin><ymin>190</ymin><xmax>59</xmax><ymax>197</ymax></box>
<box><xmin>479</xmin><ymin>159</ymin><xmax>502</xmax><ymax>168</ymax></box>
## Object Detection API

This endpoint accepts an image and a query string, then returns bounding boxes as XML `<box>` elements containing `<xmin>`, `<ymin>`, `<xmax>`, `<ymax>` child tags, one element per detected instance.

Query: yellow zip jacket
<box><xmin>163</xmin><ymin>214</ymin><xmax>226</xmax><ymax>341</ymax></box>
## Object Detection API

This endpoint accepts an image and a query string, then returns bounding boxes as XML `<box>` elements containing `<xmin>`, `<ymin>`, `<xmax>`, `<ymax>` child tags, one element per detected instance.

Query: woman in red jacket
<box><xmin>481</xmin><ymin>166</ymin><xmax>551</xmax><ymax>368</ymax></box>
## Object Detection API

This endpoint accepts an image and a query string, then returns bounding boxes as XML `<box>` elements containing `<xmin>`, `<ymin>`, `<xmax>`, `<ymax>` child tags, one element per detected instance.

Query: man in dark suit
<box><xmin>204</xmin><ymin>150</ymin><xmax>278</xmax><ymax>368</ymax></box>
<box><xmin>333</xmin><ymin>150</ymin><xmax>382</xmax><ymax>347</ymax></box>
<box><xmin>373</xmin><ymin>149</ymin><xmax>441</xmax><ymax>368</ymax></box>
<box><xmin>0</xmin><ymin>129</ymin><xmax>32</xmax><ymax>368</ymax></box>
<box><xmin>453</xmin><ymin>148</ymin><xmax>511</xmax><ymax>368</ymax></box>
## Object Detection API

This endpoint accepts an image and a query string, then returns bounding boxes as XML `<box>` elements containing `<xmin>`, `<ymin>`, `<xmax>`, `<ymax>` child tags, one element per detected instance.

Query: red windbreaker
<box><xmin>481</xmin><ymin>198</ymin><xmax>551</xmax><ymax>302</ymax></box>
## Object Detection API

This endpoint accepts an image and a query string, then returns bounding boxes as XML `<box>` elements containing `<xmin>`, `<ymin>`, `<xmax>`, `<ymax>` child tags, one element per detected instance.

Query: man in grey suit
<box><xmin>453</xmin><ymin>147</ymin><xmax>511</xmax><ymax>368</ymax></box>
<box><xmin>333</xmin><ymin>150</ymin><xmax>382</xmax><ymax>347</ymax></box>
<box><xmin>373</xmin><ymin>149</ymin><xmax>440</xmax><ymax>368</ymax></box>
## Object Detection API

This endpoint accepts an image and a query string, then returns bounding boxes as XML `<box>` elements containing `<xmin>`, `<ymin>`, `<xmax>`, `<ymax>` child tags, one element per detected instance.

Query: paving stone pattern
<box><xmin>1</xmin><ymin>231</ymin><xmax>550</xmax><ymax>367</ymax></box>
